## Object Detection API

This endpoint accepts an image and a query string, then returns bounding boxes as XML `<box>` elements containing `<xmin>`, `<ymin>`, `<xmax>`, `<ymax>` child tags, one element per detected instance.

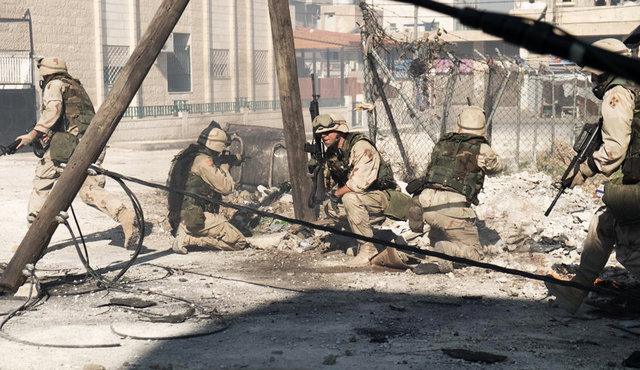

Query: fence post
<box><xmin>550</xmin><ymin>69</ymin><xmax>556</xmax><ymax>155</ymax></box>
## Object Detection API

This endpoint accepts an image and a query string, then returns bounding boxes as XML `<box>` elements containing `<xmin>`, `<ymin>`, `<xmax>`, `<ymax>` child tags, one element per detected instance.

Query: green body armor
<box><xmin>325</xmin><ymin>132</ymin><xmax>396</xmax><ymax>191</ymax></box>
<box><xmin>167</xmin><ymin>144</ymin><xmax>222</xmax><ymax>235</ymax></box>
<box><xmin>45</xmin><ymin>72</ymin><xmax>95</xmax><ymax>163</ymax></box>
<box><xmin>423</xmin><ymin>132</ymin><xmax>487</xmax><ymax>205</ymax></box>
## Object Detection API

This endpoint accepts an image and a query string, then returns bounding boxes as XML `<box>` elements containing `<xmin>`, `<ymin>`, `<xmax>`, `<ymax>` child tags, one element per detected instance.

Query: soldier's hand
<box><xmin>561</xmin><ymin>166</ymin><xmax>586</xmax><ymax>189</ymax></box>
<box><xmin>15</xmin><ymin>130</ymin><xmax>37</xmax><ymax>149</ymax></box>
<box><xmin>220</xmin><ymin>163</ymin><xmax>231</xmax><ymax>172</ymax></box>
<box><xmin>307</xmin><ymin>157</ymin><xmax>318</xmax><ymax>174</ymax></box>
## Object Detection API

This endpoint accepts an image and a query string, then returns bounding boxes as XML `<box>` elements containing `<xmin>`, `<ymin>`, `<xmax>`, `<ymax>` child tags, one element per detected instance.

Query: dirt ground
<box><xmin>1</xmin><ymin>146</ymin><xmax>639</xmax><ymax>370</ymax></box>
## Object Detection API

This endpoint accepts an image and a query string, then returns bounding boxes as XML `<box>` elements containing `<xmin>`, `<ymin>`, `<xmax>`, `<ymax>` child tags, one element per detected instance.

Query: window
<box><xmin>254</xmin><ymin>50</ymin><xmax>268</xmax><ymax>84</ymax></box>
<box><xmin>211</xmin><ymin>49</ymin><xmax>230</xmax><ymax>79</ymax></box>
<box><xmin>167</xmin><ymin>33</ymin><xmax>191</xmax><ymax>92</ymax></box>
<box><xmin>103</xmin><ymin>45</ymin><xmax>129</xmax><ymax>91</ymax></box>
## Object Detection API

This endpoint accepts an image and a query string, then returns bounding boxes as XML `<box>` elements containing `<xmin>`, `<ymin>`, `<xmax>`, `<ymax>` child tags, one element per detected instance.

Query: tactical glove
<box><xmin>328</xmin><ymin>189</ymin><xmax>341</xmax><ymax>214</ymax></box>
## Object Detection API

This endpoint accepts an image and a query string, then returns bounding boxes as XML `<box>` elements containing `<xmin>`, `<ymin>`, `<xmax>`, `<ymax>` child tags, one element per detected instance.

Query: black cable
<box><xmin>69</xmin><ymin>204</ymin><xmax>90</xmax><ymax>266</ymax></box>
<box><xmin>92</xmin><ymin>165</ymin><xmax>640</xmax><ymax>302</ymax></box>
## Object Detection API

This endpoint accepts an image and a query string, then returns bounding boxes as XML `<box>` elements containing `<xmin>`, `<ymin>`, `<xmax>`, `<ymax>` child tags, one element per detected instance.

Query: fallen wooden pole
<box><xmin>0</xmin><ymin>0</ymin><xmax>190</xmax><ymax>293</ymax></box>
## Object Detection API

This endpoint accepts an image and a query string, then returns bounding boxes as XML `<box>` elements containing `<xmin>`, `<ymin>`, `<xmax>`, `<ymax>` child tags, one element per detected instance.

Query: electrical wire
<box><xmin>92</xmin><ymin>165</ymin><xmax>640</xmax><ymax>302</ymax></box>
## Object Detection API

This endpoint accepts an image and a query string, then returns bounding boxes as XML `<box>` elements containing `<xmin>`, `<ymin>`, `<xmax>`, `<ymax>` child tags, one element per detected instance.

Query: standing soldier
<box><xmin>167</xmin><ymin>125</ymin><xmax>246</xmax><ymax>254</ymax></box>
<box><xmin>14</xmin><ymin>57</ymin><xmax>138</xmax><ymax>249</ymax></box>
<box><xmin>407</xmin><ymin>106</ymin><xmax>504</xmax><ymax>274</ymax></box>
<box><xmin>545</xmin><ymin>39</ymin><xmax>640</xmax><ymax>313</ymax></box>
<box><xmin>313</xmin><ymin>113</ymin><xmax>407</xmax><ymax>266</ymax></box>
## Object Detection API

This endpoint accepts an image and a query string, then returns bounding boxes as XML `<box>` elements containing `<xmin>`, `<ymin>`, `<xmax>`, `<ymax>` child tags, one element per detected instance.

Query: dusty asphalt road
<box><xmin>0</xmin><ymin>147</ymin><xmax>638</xmax><ymax>370</ymax></box>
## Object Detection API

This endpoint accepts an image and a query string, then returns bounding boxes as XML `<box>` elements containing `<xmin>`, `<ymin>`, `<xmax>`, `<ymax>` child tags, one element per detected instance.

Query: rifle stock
<box><xmin>545</xmin><ymin>119</ymin><xmax>603</xmax><ymax>216</ymax></box>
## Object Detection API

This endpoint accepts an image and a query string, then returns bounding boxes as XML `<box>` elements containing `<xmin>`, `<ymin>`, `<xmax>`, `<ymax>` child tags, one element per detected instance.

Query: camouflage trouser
<box><xmin>421</xmin><ymin>210</ymin><xmax>482</xmax><ymax>261</ymax></box>
<box><xmin>180</xmin><ymin>211</ymin><xmax>246</xmax><ymax>251</ymax></box>
<box><xmin>577</xmin><ymin>207</ymin><xmax>640</xmax><ymax>283</ymax></box>
<box><xmin>326</xmin><ymin>190</ymin><xmax>389</xmax><ymax>247</ymax></box>
<box><xmin>28</xmin><ymin>150</ymin><xmax>126</xmax><ymax>223</ymax></box>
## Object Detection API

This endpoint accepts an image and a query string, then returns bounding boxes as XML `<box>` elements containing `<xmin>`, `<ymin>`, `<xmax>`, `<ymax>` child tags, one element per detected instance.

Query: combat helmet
<box><xmin>37</xmin><ymin>57</ymin><xmax>67</xmax><ymax>76</ymax></box>
<box><xmin>197</xmin><ymin>126</ymin><xmax>229</xmax><ymax>152</ymax></box>
<box><xmin>582</xmin><ymin>38</ymin><xmax>631</xmax><ymax>76</ymax></box>
<box><xmin>313</xmin><ymin>113</ymin><xmax>349</xmax><ymax>134</ymax></box>
<box><xmin>456</xmin><ymin>106</ymin><xmax>486</xmax><ymax>135</ymax></box>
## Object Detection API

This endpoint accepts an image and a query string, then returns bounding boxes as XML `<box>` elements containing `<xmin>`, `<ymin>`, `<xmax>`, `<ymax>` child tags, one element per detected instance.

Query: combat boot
<box><xmin>117</xmin><ymin>209</ymin><xmax>139</xmax><ymax>250</ymax></box>
<box><xmin>545</xmin><ymin>271</ymin><xmax>591</xmax><ymax>314</ymax></box>
<box><xmin>347</xmin><ymin>242</ymin><xmax>378</xmax><ymax>267</ymax></box>
<box><xmin>172</xmin><ymin>228</ymin><xmax>188</xmax><ymax>254</ymax></box>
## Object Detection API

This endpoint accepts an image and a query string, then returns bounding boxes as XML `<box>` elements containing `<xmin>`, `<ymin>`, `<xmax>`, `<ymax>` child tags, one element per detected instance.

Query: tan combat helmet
<box><xmin>37</xmin><ymin>57</ymin><xmax>67</xmax><ymax>76</ymax></box>
<box><xmin>582</xmin><ymin>38</ymin><xmax>631</xmax><ymax>75</ymax></box>
<box><xmin>313</xmin><ymin>113</ymin><xmax>349</xmax><ymax>134</ymax></box>
<box><xmin>456</xmin><ymin>106</ymin><xmax>486</xmax><ymax>135</ymax></box>
<box><xmin>198</xmin><ymin>126</ymin><xmax>229</xmax><ymax>152</ymax></box>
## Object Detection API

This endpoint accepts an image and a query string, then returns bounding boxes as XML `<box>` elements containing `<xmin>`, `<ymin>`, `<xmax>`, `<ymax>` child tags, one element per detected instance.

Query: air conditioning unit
<box><xmin>161</xmin><ymin>33</ymin><xmax>174</xmax><ymax>53</ymax></box>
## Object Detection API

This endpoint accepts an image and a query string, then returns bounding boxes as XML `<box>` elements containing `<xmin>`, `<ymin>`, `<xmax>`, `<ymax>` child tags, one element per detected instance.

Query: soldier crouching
<box><xmin>407</xmin><ymin>106</ymin><xmax>504</xmax><ymax>274</ymax></box>
<box><xmin>167</xmin><ymin>124</ymin><xmax>246</xmax><ymax>254</ymax></box>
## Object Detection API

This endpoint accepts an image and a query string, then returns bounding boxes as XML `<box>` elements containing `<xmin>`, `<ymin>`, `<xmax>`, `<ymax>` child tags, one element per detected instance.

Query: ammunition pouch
<box><xmin>603</xmin><ymin>177</ymin><xmax>640</xmax><ymax>223</ymax></box>
<box><xmin>181</xmin><ymin>205</ymin><xmax>206</xmax><ymax>233</ymax></box>
<box><xmin>622</xmin><ymin>156</ymin><xmax>640</xmax><ymax>183</ymax></box>
<box><xmin>49</xmin><ymin>132</ymin><xmax>80</xmax><ymax>164</ymax></box>
<box><xmin>383</xmin><ymin>189</ymin><xmax>411</xmax><ymax>221</ymax></box>
<box><xmin>406</xmin><ymin>177</ymin><xmax>427</xmax><ymax>195</ymax></box>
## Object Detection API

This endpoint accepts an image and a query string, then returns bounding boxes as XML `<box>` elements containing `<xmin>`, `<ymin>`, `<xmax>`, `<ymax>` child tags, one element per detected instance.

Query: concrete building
<box><xmin>0</xmin><ymin>0</ymin><xmax>362</xmax><ymax>149</ymax></box>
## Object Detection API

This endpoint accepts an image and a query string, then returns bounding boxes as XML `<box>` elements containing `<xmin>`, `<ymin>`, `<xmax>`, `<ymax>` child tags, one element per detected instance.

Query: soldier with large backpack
<box><xmin>167</xmin><ymin>124</ymin><xmax>246</xmax><ymax>254</ymax></box>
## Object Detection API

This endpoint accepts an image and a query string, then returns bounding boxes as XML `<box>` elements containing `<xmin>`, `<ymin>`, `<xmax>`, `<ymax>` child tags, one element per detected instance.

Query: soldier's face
<box><xmin>321</xmin><ymin>131</ymin><xmax>339</xmax><ymax>147</ymax></box>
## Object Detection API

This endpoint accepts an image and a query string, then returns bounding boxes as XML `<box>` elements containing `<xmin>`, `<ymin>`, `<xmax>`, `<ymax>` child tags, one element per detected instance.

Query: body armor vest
<box><xmin>424</xmin><ymin>132</ymin><xmax>487</xmax><ymax>205</ymax></box>
<box><xmin>606</xmin><ymin>78</ymin><xmax>640</xmax><ymax>183</ymax></box>
<box><xmin>167</xmin><ymin>144</ymin><xmax>221</xmax><ymax>235</ymax></box>
<box><xmin>325</xmin><ymin>132</ymin><xmax>396</xmax><ymax>191</ymax></box>
<box><xmin>43</xmin><ymin>72</ymin><xmax>95</xmax><ymax>135</ymax></box>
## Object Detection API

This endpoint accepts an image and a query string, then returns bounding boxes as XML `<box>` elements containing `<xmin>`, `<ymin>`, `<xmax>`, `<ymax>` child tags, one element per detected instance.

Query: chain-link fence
<box><xmin>365</xmin><ymin>52</ymin><xmax>599</xmax><ymax>180</ymax></box>
<box><xmin>358</xmin><ymin>6</ymin><xmax>600</xmax><ymax>180</ymax></box>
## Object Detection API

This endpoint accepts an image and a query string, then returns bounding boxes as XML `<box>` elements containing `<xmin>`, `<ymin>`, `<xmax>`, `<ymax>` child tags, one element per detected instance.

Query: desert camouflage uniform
<box><xmin>28</xmin><ymin>75</ymin><xmax>135</xmax><ymax>243</ymax></box>
<box><xmin>417</xmin><ymin>138</ymin><xmax>503</xmax><ymax>261</ymax></box>
<box><xmin>571</xmin><ymin>83</ymin><xmax>640</xmax><ymax>284</ymax></box>
<box><xmin>325</xmin><ymin>138</ymin><xmax>390</xmax><ymax>254</ymax></box>
<box><xmin>174</xmin><ymin>152</ymin><xmax>246</xmax><ymax>251</ymax></box>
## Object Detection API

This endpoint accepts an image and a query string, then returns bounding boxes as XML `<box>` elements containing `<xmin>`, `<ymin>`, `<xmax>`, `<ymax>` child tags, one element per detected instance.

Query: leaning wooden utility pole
<box><xmin>267</xmin><ymin>0</ymin><xmax>316</xmax><ymax>221</ymax></box>
<box><xmin>0</xmin><ymin>0</ymin><xmax>190</xmax><ymax>293</ymax></box>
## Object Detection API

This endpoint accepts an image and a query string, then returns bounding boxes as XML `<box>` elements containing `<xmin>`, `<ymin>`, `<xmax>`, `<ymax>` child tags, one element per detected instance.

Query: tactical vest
<box><xmin>42</xmin><ymin>72</ymin><xmax>95</xmax><ymax>135</ymax></box>
<box><xmin>423</xmin><ymin>132</ymin><xmax>487</xmax><ymax>205</ymax></box>
<box><xmin>325</xmin><ymin>132</ymin><xmax>396</xmax><ymax>191</ymax></box>
<box><xmin>167</xmin><ymin>144</ymin><xmax>222</xmax><ymax>235</ymax></box>
<box><xmin>606</xmin><ymin>78</ymin><xmax>640</xmax><ymax>184</ymax></box>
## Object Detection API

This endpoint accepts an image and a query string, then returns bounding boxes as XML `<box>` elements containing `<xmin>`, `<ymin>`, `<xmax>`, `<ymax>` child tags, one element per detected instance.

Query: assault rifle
<box><xmin>213</xmin><ymin>149</ymin><xmax>249</xmax><ymax>167</ymax></box>
<box><xmin>304</xmin><ymin>73</ymin><xmax>326</xmax><ymax>208</ymax></box>
<box><xmin>545</xmin><ymin>118</ymin><xmax>603</xmax><ymax>216</ymax></box>
<box><xmin>0</xmin><ymin>139</ymin><xmax>20</xmax><ymax>157</ymax></box>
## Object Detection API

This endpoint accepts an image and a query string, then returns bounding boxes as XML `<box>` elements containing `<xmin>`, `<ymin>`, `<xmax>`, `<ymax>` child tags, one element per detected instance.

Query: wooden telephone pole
<box><xmin>0</xmin><ymin>0</ymin><xmax>190</xmax><ymax>293</ymax></box>
<box><xmin>267</xmin><ymin>0</ymin><xmax>316</xmax><ymax>221</ymax></box>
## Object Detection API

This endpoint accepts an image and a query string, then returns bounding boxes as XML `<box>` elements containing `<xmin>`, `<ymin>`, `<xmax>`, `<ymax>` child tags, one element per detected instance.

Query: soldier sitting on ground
<box><xmin>167</xmin><ymin>124</ymin><xmax>246</xmax><ymax>254</ymax></box>
<box><xmin>406</xmin><ymin>106</ymin><xmax>504</xmax><ymax>274</ymax></box>
<box><xmin>312</xmin><ymin>113</ymin><xmax>409</xmax><ymax>266</ymax></box>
